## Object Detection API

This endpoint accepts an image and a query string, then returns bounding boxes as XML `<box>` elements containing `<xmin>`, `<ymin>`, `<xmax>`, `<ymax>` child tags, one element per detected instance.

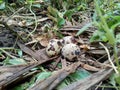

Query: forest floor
<box><xmin>0</xmin><ymin>0</ymin><xmax>120</xmax><ymax>90</ymax></box>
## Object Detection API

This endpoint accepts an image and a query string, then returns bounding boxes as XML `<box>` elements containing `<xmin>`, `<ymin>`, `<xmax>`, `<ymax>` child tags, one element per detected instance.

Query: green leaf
<box><xmin>3</xmin><ymin>57</ymin><xmax>10</xmax><ymax>65</ymax></box>
<box><xmin>116</xmin><ymin>3</ymin><xmax>120</xmax><ymax>8</ymax></box>
<box><xmin>47</xmin><ymin>6</ymin><xmax>65</xmax><ymax>28</ymax></box>
<box><xmin>32</xmin><ymin>4</ymin><xmax>41</xmax><ymax>8</ymax></box>
<box><xmin>12</xmin><ymin>82</ymin><xmax>29</xmax><ymax>90</ymax></box>
<box><xmin>111</xmin><ymin>16</ymin><xmax>120</xmax><ymax>22</ymax></box>
<box><xmin>114</xmin><ymin>73</ymin><xmax>120</xmax><ymax>86</ymax></box>
<box><xmin>76</xmin><ymin>23</ymin><xmax>92</xmax><ymax>36</ymax></box>
<box><xmin>18</xmin><ymin>50</ymin><xmax>23</xmax><ymax>57</ymax></box>
<box><xmin>56</xmin><ymin>68</ymin><xmax>91</xmax><ymax>90</ymax></box>
<box><xmin>116</xmin><ymin>33</ymin><xmax>120</xmax><ymax>43</ymax></box>
<box><xmin>0</xmin><ymin>0</ymin><xmax>3</xmax><ymax>3</ymax></box>
<box><xmin>101</xmin><ymin>35</ymin><xmax>108</xmax><ymax>42</ymax></box>
<box><xmin>12</xmin><ymin>85</ymin><xmax>23</xmax><ymax>90</ymax></box>
<box><xmin>56</xmin><ymin>79</ymin><xmax>68</xmax><ymax>90</ymax></box>
<box><xmin>0</xmin><ymin>2</ymin><xmax>5</xmax><ymax>10</ymax></box>
<box><xmin>109</xmin><ymin>73</ymin><xmax>116</xmax><ymax>86</ymax></box>
<box><xmin>6</xmin><ymin>58</ymin><xmax>27</xmax><ymax>65</ymax></box>
<box><xmin>57</xmin><ymin>17</ymin><xmax>65</xmax><ymax>27</ymax></box>
<box><xmin>48</xmin><ymin>6</ymin><xmax>59</xmax><ymax>18</ymax></box>
<box><xmin>64</xmin><ymin>10</ymin><xmax>74</xmax><ymax>20</ymax></box>
<box><xmin>36</xmin><ymin>72</ymin><xmax>52</xmax><ymax>81</ymax></box>
<box><xmin>90</xmin><ymin>30</ymin><xmax>108</xmax><ymax>42</ymax></box>
<box><xmin>68</xmin><ymin>68</ymin><xmax>91</xmax><ymax>81</ymax></box>
<box><xmin>111</xmin><ymin>22</ymin><xmax>120</xmax><ymax>30</ymax></box>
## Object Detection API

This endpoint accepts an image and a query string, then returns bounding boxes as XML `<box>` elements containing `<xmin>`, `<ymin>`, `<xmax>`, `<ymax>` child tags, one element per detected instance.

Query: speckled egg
<box><xmin>61</xmin><ymin>43</ymin><xmax>80</xmax><ymax>61</ymax></box>
<box><xmin>61</xmin><ymin>36</ymin><xmax>76</xmax><ymax>46</ymax></box>
<box><xmin>46</xmin><ymin>39</ymin><xmax>62</xmax><ymax>57</ymax></box>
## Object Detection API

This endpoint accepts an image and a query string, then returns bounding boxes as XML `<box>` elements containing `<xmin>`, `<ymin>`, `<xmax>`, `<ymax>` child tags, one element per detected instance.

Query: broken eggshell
<box><xmin>61</xmin><ymin>43</ymin><xmax>80</xmax><ymax>61</ymax></box>
<box><xmin>46</xmin><ymin>39</ymin><xmax>62</xmax><ymax>57</ymax></box>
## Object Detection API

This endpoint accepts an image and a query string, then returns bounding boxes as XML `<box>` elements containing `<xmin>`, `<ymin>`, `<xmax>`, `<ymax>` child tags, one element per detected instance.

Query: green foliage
<box><xmin>108</xmin><ymin>73</ymin><xmax>120</xmax><ymax>89</ymax></box>
<box><xmin>12</xmin><ymin>74</ymin><xmax>38</xmax><ymax>90</ymax></box>
<box><xmin>0</xmin><ymin>0</ymin><xmax>3</xmax><ymax>3</ymax></box>
<box><xmin>47</xmin><ymin>6</ymin><xmax>65</xmax><ymax>28</ymax></box>
<box><xmin>3</xmin><ymin>58</ymin><xmax>27</xmax><ymax>65</ymax></box>
<box><xmin>115</xmin><ymin>74</ymin><xmax>120</xmax><ymax>86</ymax></box>
<box><xmin>0</xmin><ymin>48</ymin><xmax>26</xmax><ymax>65</ymax></box>
<box><xmin>109</xmin><ymin>73</ymin><xmax>116</xmax><ymax>86</ymax></box>
<box><xmin>12</xmin><ymin>82</ymin><xmax>30</xmax><ymax>90</ymax></box>
<box><xmin>90</xmin><ymin>0</ymin><xmax>120</xmax><ymax>68</ymax></box>
<box><xmin>90</xmin><ymin>1</ymin><xmax>120</xmax><ymax>88</ymax></box>
<box><xmin>90</xmin><ymin>1</ymin><xmax>120</xmax><ymax>44</ymax></box>
<box><xmin>47</xmin><ymin>0</ymin><xmax>90</xmax><ymax>27</ymax></box>
<box><xmin>50</xmin><ymin>0</ymin><xmax>88</xmax><ymax>10</ymax></box>
<box><xmin>116</xmin><ymin>33</ymin><xmax>120</xmax><ymax>43</ymax></box>
<box><xmin>90</xmin><ymin>29</ymin><xmax>108</xmax><ymax>42</ymax></box>
<box><xmin>11</xmin><ymin>71</ymin><xmax>52</xmax><ymax>90</ymax></box>
<box><xmin>76</xmin><ymin>23</ymin><xmax>92</xmax><ymax>36</ymax></box>
<box><xmin>47</xmin><ymin>0</ymin><xmax>90</xmax><ymax>37</ymax></box>
<box><xmin>35</xmin><ymin>72</ymin><xmax>52</xmax><ymax>82</ymax></box>
<box><xmin>0</xmin><ymin>2</ymin><xmax>5</xmax><ymax>10</ymax></box>
<box><xmin>17</xmin><ymin>49</ymin><xmax>23</xmax><ymax>57</ymax></box>
<box><xmin>56</xmin><ymin>68</ymin><xmax>91</xmax><ymax>89</ymax></box>
<box><xmin>12</xmin><ymin>68</ymin><xmax>90</xmax><ymax>90</ymax></box>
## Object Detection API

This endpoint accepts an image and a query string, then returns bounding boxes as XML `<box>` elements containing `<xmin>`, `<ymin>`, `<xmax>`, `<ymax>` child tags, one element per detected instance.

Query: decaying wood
<box><xmin>61</xmin><ymin>68</ymin><xmax>113</xmax><ymax>90</ymax></box>
<box><xmin>27</xmin><ymin>61</ymin><xmax>101</xmax><ymax>90</ymax></box>
<box><xmin>17</xmin><ymin>42</ymin><xmax>55</xmax><ymax>62</ymax></box>
<box><xmin>0</xmin><ymin>42</ymin><xmax>58</xmax><ymax>89</ymax></box>
<box><xmin>78</xmin><ymin>57</ymin><xmax>112</xmax><ymax>69</ymax></box>
<box><xmin>18</xmin><ymin>42</ymin><xmax>45</xmax><ymax>61</ymax></box>
<box><xmin>0</xmin><ymin>57</ymin><xmax>56</xmax><ymax>89</ymax></box>
<box><xmin>28</xmin><ymin>61</ymin><xmax>82</xmax><ymax>90</ymax></box>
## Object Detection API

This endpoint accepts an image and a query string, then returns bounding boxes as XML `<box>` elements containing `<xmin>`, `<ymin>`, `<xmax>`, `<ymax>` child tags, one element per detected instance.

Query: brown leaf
<box><xmin>29</xmin><ymin>34</ymin><xmax>50</xmax><ymax>47</ymax></box>
<box><xmin>82</xmin><ymin>63</ymin><xmax>100</xmax><ymax>71</ymax></box>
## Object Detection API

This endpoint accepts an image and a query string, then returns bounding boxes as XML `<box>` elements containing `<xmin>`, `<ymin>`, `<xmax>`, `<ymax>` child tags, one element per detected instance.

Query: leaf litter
<box><xmin>0</xmin><ymin>0</ymin><xmax>119</xmax><ymax>90</ymax></box>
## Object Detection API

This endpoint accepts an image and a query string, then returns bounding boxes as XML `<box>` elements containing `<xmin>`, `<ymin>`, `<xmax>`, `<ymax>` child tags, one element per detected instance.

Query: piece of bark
<box><xmin>0</xmin><ymin>65</ymin><xmax>27</xmax><ymax>72</ymax></box>
<box><xmin>0</xmin><ymin>42</ymin><xmax>57</xmax><ymax>89</ymax></box>
<box><xmin>0</xmin><ymin>57</ymin><xmax>57</xmax><ymax>89</ymax></box>
<box><xmin>17</xmin><ymin>42</ymin><xmax>43</xmax><ymax>61</ymax></box>
<box><xmin>61</xmin><ymin>68</ymin><xmax>113</xmax><ymax>90</ymax></box>
<box><xmin>17</xmin><ymin>42</ymin><xmax>52</xmax><ymax>61</ymax></box>
<box><xmin>88</xmin><ymin>49</ymin><xmax>107</xmax><ymax>55</ymax></box>
<box><xmin>35</xmin><ymin>49</ymin><xmax>51</xmax><ymax>61</ymax></box>
<box><xmin>78</xmin><ymin>56</ymin><xmax>111</xmax><ymax>69</ymax></box>
<box><xmin>28</xmin><ymin>61</ymin><xmax>82</xmax><ymax>90</ymax></box>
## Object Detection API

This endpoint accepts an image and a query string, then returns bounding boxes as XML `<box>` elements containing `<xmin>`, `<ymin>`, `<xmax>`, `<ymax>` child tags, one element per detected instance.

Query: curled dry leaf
<box><xmin>36</xmin><ymin>34</ymin><xmax>50</xmax><ymax>47</ymax></box>
<box><xmin>80</xmin><ymin>44</ymin><xmax>90</xmax><ymax>51</ymax></box>
<box><xmin>18</xmin><ymin>20</ymin><xmax>26</xmax><ymax>27</ymax></box>
<box><xmin>26</xmin><ymin>34</ymin><xmax>50</xmax><ymax>47</ymax></box>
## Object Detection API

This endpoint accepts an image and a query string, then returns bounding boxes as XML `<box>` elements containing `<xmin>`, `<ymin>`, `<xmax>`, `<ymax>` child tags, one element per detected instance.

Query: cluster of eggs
<box><xmin>46</xmin><ymin>36</ymin><xmax>80</xmax><ymax>61</ymax></box>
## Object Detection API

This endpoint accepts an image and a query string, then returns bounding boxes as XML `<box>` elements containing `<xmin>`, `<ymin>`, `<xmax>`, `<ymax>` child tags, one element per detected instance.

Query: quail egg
<box><xmin>46</xmin><ymin>39</ymin><xmax>62</xmax><ymax>57</ymax></box>
<box><xmin>61</xmin><ymin>36</ymin><xmax>76</xmax><ymax>46</ymax></box>
<box><xmin>61</xmin><ymin>43</ymin><xmax>80</xmax><ymax>61</ymax></box>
